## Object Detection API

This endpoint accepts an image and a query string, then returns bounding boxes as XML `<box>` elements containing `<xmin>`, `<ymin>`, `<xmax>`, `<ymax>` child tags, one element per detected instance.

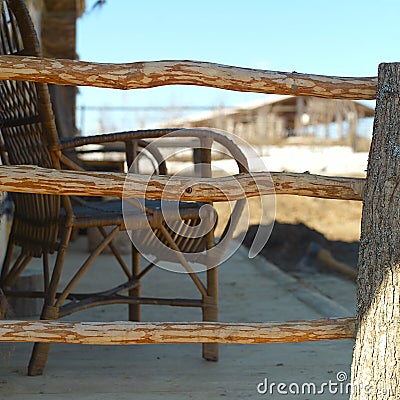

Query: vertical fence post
<box><xmin>350</xmin><ymin>63</ymin><xmax>400</xmax><ymax>399</ymax></box>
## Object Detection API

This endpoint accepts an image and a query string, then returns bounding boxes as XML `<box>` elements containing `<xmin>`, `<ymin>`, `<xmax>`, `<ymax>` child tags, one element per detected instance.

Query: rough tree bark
<box><xmin>350</xmin><ymin>63</ymin><xmax>400</xmax><ymax>399</ymax></box>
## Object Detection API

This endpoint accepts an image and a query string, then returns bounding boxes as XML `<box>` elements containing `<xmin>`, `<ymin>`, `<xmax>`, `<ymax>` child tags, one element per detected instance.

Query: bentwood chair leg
<box><xmin>129</xmin><ymin>245</ymin><xmax>141</xmax><ymax>321</ymax></box>
<box><xmin>28</xmin><ymin>225</ymin><xmax>72</xmax><ymax>376</ymax></box>
<box><xmin>202</xmin><ymin>265</ymin><xmax>219</xmax><ymax>361</ymax></box>
<box><xmin>28</xmin><ymin>343</ymin><xmax>52</xmax><ymax>376</ymax></box>
<box><xmin>0</xmin><ymin>288</ymin><xmax>7</xmax><ymax>319</ymax></box>
<box><xmin>28</xmin><ymin>296</ymin><xmax>60</xmax><ymax>375</ymax></box>
<box><xmin>28</xmin><ymin>289</ymin><xmax>61</xmax><ymax>376</ymax></box>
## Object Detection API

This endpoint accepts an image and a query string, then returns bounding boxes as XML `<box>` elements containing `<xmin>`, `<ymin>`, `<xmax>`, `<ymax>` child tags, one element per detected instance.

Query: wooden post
<box><xmin>350</xmin><ymin>63</ymin><xmax>400</xmax><ymax>400</ymax></box>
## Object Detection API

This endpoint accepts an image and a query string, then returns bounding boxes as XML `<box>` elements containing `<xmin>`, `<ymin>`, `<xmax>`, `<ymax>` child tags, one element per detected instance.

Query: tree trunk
<box><xmin>350</xmin><ymin>63</ymin><xmax>400</xmax><ymax>399</ymax></box>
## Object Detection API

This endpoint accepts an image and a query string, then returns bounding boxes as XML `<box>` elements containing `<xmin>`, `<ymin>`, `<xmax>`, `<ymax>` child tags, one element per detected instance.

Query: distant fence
<box><xmin>0</xmin><ymin>55</ymin><xmax>376</xmax><ymax>344</ymax></box>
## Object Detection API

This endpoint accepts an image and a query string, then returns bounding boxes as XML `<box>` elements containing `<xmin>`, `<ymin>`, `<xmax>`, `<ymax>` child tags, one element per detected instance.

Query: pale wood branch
<box><xmin>0</xmin><ymin>318</ymin><xmax>355</xmax><ymax>344</ymax></box>
<box><xmin>0</xmin><ymin>165</ymin><xmax>364</xmax><ymax>201</ymax></box>
<box><xmin>0</xmin><ymin>55</ymin><xmax>377</xmax><ymax>99</ymax></box>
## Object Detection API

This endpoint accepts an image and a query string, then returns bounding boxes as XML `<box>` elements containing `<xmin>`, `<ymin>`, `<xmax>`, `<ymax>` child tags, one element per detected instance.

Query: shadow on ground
<box><xmin>244</xmin><ymin>222</ymin><xmax>359</xmax><ymax>276</ymax></box>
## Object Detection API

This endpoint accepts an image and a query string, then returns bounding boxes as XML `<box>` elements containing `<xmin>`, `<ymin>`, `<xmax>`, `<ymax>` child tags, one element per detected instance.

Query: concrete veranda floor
<box><xmin>0</xmin><ymin>235</ymin><xmax>356</xmax><ymax>400</ymax></box>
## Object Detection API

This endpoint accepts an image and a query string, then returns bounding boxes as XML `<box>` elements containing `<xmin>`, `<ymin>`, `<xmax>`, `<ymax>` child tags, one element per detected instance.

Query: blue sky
<box><xmin>77</xmin><ymin>0</ymin><xmax>399</xmax><ymax>134</ymax></box>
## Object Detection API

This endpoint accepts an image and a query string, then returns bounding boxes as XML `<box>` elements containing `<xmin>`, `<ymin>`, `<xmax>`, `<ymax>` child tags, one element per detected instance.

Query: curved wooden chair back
<box><xmin>0</xmin><ymin>0</ymin><xmax>68</xmax><ymax>257</ymax></box>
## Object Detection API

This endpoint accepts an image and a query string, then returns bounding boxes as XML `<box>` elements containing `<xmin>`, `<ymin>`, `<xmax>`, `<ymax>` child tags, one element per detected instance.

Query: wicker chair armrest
<box><xmin>58</xmin><ymin>129</ymin><xmax>177</xmax><ymax>150</ymax></box>
<box><xmin>60</xmin><ymin>129</ymin><xmax>172</xmax><ymax>175</ymax></box>
<box><xmin>59</xmin><ymin>128</ymin><xmax>249</xmax><ymax>173</ymax></box>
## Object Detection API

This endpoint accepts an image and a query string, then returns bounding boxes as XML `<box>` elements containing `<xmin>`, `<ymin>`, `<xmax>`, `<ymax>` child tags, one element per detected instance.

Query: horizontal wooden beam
<box><xmin>0</xmin><ymin>166</ymin><xmax>364</xmax><ymax>201</ymax></box>
<box><xmin>0</xmin><ymin>317</ymin><xmax>355</xmax><ymax>344</ymax></box>
<box><xmin>0</xmin><ymin>55</ymin><xmax>377</xmax><ymax>99</ymax></box>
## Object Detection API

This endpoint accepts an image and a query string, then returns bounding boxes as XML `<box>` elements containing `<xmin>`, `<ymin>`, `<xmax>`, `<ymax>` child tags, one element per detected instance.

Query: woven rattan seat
<box><xmin>0</xmin><ymin>0</ymin><xmax>249</xmax><ymax>376</ymax></box>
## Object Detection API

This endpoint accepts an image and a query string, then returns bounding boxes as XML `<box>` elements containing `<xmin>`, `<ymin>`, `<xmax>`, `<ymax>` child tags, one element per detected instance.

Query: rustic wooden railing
<box><xmin>0</xmin><ymin>318</ymin><xmax>356</xmax><ymax>344</ymax></box>
<box><xmin>0</xmin><ymin>56</ymin><xmax>372</xmax><ymax>343</ymax></box>
<box><xmin>0</xmin><ymin>56</ymin><xmax>377</xmax><ymax>98</ymax></box>
<box><xmin>0</xmin><ymin>166</ymin><xmax>365</xmax><ymax>201</ymax></box>
<box><xmin>2</xmin><ymin>58</ymin><xmax>399</xmax><ymax>399</ymax></box>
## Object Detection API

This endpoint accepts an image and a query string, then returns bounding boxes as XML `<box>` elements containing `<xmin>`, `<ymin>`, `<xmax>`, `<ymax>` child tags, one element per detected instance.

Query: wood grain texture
<box><xmin>0</xmin><ymin>318</ymin><xmax>355</xmax><ymax>344</ymax></box>
<box><xmin>0</xmin><ymin>165</ymin><xmax>365</xmax><ymax>201</ymax></box>
<box><xmin>0</xmin><ymin>55</ymin><xmax>377</xmax><ymax>99</ymax></box>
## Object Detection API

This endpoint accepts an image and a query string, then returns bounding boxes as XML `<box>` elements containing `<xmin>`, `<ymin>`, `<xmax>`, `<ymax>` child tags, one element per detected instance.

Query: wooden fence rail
<box><xmin>0</xmin><ymin>318</ymin><xmax>355</xmax><ymax>345</ymax></box>
<box><xmin>0</xmin><ymin>55</ymin><xmax>377</xmax><ymax>99</ymax></box>
<box><xmin>0</xmin><ymin>56</ymin><xmax>366</xmax><ymax>347</ymax></box>
<box><xmin>0</xmin><ymin>165</ymin><xmax>365</xmax><ymax>201</ymax></box>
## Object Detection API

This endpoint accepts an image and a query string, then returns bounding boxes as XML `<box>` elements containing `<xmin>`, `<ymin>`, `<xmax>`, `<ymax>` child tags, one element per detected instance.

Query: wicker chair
<box><xmin>0</xmin><ymin>0</ymin><xmax>249</xmax><ymax>376</ymax></box>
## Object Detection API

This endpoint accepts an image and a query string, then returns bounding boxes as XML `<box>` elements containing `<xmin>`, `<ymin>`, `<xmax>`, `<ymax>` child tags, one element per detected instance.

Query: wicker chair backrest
<box><xmin>0</xmin><ymin>0</ymin><xmax>63</xmax><ymax>256</ymax></box>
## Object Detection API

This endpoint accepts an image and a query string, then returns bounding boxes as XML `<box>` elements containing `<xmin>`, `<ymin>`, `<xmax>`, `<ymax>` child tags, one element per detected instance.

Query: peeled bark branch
<box><xmin>0</xmin><ymin>55</ymin><xmax>377</xmax><ymax>99</ymax></box>
<box><xmin>0</xmin><ymin>318</ymin><xmax>355</xmax><ymax>344</ymax></box>
<box><xmin>0</xmin><ymin>165</ymin><xmax>364</xmax><ymax>201</ymax></box>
